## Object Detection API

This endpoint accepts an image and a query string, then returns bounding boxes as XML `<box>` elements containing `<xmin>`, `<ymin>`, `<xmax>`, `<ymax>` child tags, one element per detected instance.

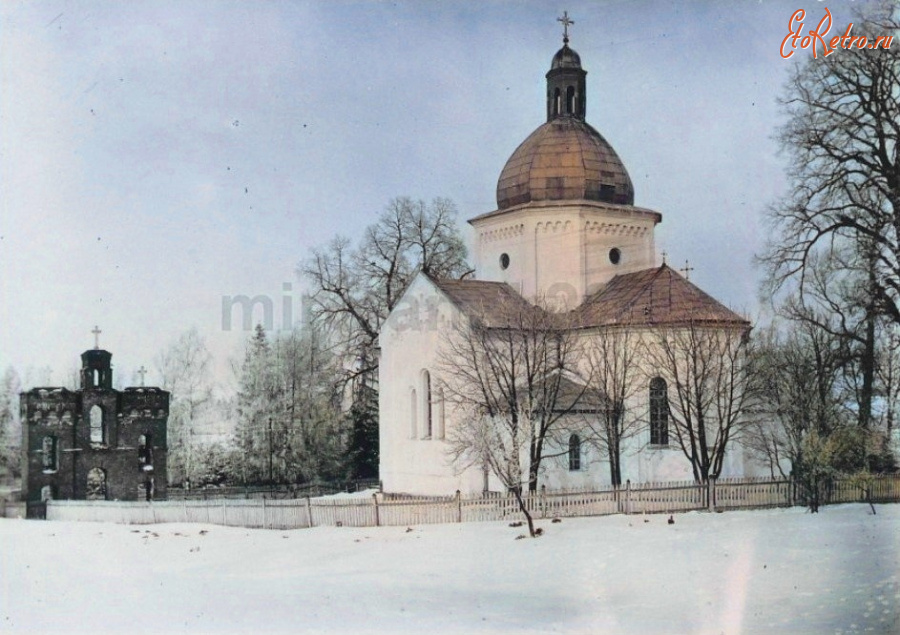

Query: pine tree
<box><xmin>346</xmin><ymin>381</ymin><xmax>379</xmax><ymax>481</ymax></box>
<box><xmin>235</xmin><ymin>324</ymin><xmax>274</xmax><ymax>483</ymax></box>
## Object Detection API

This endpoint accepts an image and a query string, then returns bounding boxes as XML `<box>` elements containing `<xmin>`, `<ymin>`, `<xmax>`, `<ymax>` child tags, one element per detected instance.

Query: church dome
<box><xmin>551</xmin><ymin>44</ymin><xmax>582</xmax><ymax>70</ymax></box>
<box><xmin>496</xmin><ymin>117</ymin><xmax>634</xmax><ymax>210</ymax></box>
<box><xmin>495</xmin><ymin>31</ymin><xmax>634</xmax><ymax>211</ymax></box>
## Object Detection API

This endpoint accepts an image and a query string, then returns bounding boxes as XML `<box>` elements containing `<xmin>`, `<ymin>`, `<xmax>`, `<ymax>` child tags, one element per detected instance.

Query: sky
<box><xmin>0</xmin><ymin>0</ymin><xmax>869</xmax><ymax>392</ymax></box>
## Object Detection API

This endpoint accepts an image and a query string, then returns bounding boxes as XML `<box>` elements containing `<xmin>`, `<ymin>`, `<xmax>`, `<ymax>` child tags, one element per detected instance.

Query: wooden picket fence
<box><xmin>44</xmin><ymin>474</ymin><xmax>900</xmax><ymax>529</ymax></box>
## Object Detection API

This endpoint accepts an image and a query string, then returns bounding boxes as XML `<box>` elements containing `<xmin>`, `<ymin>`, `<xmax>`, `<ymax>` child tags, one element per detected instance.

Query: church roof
<box><xmin>551</xmin><ymin>374</ymin><xmax>608</xmax><ymax>413</ymax></box>
<box><xmin>495</xmin><ymin>117</ymin><xmax>634</xmax><ymax>211</ymax></box>
<box><xmin>427</xmin><ymin>265</ymin><xmax>746</xmax><ymax>331</ymax></box>
<box><xmin>576</xmin><ymin>265</ymin><xmax>749</xmax><ymax>329</ymax></box>
<box><xmin>429</xmin><ymin>277</ymin><xmax>541</xmax><ymax>328</ymax></box>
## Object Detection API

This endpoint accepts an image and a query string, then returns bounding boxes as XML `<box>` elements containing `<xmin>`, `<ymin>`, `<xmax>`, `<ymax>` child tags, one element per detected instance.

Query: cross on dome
<box><xmin>557</xmin><ymin>11</ymin><xmax>574</xmax><ymax>44</ymax></box>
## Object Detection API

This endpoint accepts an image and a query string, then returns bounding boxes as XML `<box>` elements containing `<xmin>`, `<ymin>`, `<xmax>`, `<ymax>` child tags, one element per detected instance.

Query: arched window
<box><xmin>421</xmin><ymin>370</ymin><xmax>433</xmax><ymax>439</ymax></box>
<box><xmin>434</xmin><ymin>386</ymin><xmax>445</xmax><ymax>440</ymax></box>
<box><xmin>138</xmin><ymin>433</ymin><xmax>153</xmax><ymax>470</ymax></box>
<box><xmin>650</xmin><ymin>377</ymin><xmax>669</xmax><ymax>446</ymax></box>
<box><xmin>86</xmin><ymin>467</ymin><xmax>108</xmax><ymax>501</ymax></box>
<box><xmin>89</xmin><ymin>405</ymin><xmax>104</xmax><ymax>444</ymax></box>
<box><xmin>41</xmin><ymin>436</ymin><xmax>58</xmax><ymax>472</ymax></box>
<box><xmin>553</xmin><ymin>87</ymin><xmax>561</xmax><ymax>116</ymax></box>
<box><xmin>409</xmin><ymin>388</ymin><xmax>418</xmax><ymax>439</ymax></box>
<box><xmin>568</xmin><ymin>434</ymin><xmax>581</xmax><ymax>471</ymax></box>
<box><xmin>566</xmin><ymin>86</ymin><xmax>576</xmax><ymax>114</ymax></box>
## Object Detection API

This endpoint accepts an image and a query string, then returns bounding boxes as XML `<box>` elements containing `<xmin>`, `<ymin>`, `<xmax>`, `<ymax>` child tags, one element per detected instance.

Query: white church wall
<box><xmin>474</xmin><ymin>219</ymin><xmax>530</xmax><ymax>295</ymax></box>
<box><xmin>379</xmin><ymin>274</ymin><xmax>485</xmax><ymax>495</ymax></box>
<box><xmin>379</xmin><ymin>281</ymin><xmax>759</xmax><ymax>495</ymax></box>
<box><xmin>564</xmin><ymin>326</ymin><xmax>760</xmax><ymax>485</ymax></box>
<box><xmin>534</xmin><ymin>216</ymin><xmax>582</xmax><ymax>307</ymax></box>
<box><xmin>583</xmin><ymin>214</ymin><xmax>657</xmax><ymax>295</ymax></box>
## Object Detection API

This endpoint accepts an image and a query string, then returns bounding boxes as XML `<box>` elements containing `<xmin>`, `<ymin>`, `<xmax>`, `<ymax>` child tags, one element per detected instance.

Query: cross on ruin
<box><xmin>137</xmin><ymin>366</ymin><xmax>147</xmax><ymax>387</ymax></box>
<box><xmin>558</xmin><ymin>11</ymin><xmax>574</xmax><ymax>43</ymax></box>
<box><xmin>680</xmin><ymin>260</ymin><xmax>695</xmax><ymax>280</ymax></box>
<box><xmin>91</xmin><ymin>325</ymin><xmax>102</xmax><ymax>350</ymax></box>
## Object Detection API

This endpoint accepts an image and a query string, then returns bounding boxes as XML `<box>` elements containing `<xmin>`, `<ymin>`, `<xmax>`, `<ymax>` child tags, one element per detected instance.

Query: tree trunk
<box><xmin>609</xmin><ymin>434</ymin><xmax>622</xmax><ymax>487</ymax></box>
<box><xmin>510</xmin><ymin>486</ymin><xmax>536</xmax><ymax>538</ymax></box>
<box><xmin>859</xmin><ymin>300</ymin><xmax>876</xmax><ymax>430</ymax></box>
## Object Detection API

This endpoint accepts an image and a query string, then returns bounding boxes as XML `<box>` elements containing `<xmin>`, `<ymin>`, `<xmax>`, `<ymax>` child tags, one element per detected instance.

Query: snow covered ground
<box><xmin>1</xmin><ymin>504</ymin><xmax>897</xmax><ymax>634</ymax></box>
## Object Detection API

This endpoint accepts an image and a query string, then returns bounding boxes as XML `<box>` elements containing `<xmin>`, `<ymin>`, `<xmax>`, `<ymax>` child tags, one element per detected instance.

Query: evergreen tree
<box><xmin>234</xmin><ymin>324</ymin><xmax>275</xmax><ymax>483</ymax></box>
<box><xmin>346</xmin><ymin>381</ymin><xmax>379</xmax><ymax>481</ymax></box>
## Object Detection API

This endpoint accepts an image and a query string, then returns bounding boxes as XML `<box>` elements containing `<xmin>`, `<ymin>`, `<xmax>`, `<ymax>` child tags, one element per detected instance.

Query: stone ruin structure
<box><xmin>22</xmin><ymin>347</ymin><xmax>169</xmax><ymax>503</ymax></box>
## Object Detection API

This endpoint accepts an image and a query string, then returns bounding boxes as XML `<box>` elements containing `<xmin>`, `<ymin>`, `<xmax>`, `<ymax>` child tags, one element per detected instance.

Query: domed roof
<box><xmin>496</xmin><ymin>117</ymin><xmax>635</xmax><ymax>210</ymax></box>
<box><xmin>551</xmin><ymin>44</ymin><xmax>582</xmax><ymax>70</ymax></box>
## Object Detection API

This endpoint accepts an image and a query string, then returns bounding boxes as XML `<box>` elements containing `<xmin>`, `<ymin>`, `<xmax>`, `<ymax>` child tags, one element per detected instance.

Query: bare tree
<box><xmin>744</xmin><ymin>320</ymin><xmax>845</xmax><ymax>478</ymax></box>
<box><xmin>645</xmin><ymin>321</ymin><xmax>754</xmax><ymax>483</ymax></box>
<box><xmin>300</xmin><ymin>197</ymin><xmax>470</xmax><ymax>384</ymax></box>
<box><xmin>764</xmin><ymin>3</ymin><xmax>900</xmax><ymax>325</ymax></box>
<box><xmin>876</xmin><ymin>324</ymin><xmax>900</xmax><ymax>434</ymax></box>
<box><xmin>579</xmin><ymin>327</ymin><xmax>642</xmax><ymax>487</ymax></box>
<box><xmin>439</xmin><ymin>295</ymin><xmax>582</xmax><ymax>537</ymax></box>
<box><xmin>300</xmin><ymin>197</ymin><xmax>470</xmax><ymax>481</ymax></box>
<box><xmin>0</xmin><ymin>366</ymin><xmax>22</xmax><ymax>479</ymax></box>
<box><xmin>155</xmin><ymin>327</ymin><xmax>214</xmax><ymax>485</ymax></box>
<box><xmin>773</xmin><ymin>244</ymin><xmax>885</xmax><ymax>429</ymax></box>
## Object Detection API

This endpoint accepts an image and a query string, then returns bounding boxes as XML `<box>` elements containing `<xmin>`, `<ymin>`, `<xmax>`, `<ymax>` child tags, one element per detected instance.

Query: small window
<box><xmin>566</xmin><ymin>86</ymin><xmax>575</xmax><ymax>114</ymax></box>
<box><xmin>40</xmin><ymin>485</ymin><xmax>54</xmax><ymax>502</ymax></box>
<box><xmin>499</xmin><ymin>253</ymin><xmax>510</xmax><ymax>270</ymax></box>
<box><xmin>41</xmin><ymin>436</ymin><xmax>58</xmax><ymax>472</ymax></box>
<box><xmin>609</xmin><ymin>248</ymin><xmax>622</xmax><ymax>265</ymax></box>
<box><xmin>650</xmin><ymin>377</ymin><xmax>669</xmax><ymax>446</ymax></box>
<box><xmin>138</xmin><ymin>434</ymin><xmax>153</xmax><ymax>471</ymax></box>
<box><xmin>568</xmin><ymin>435</ymin><xmax>581</xmax><ymax>471</ymax></box>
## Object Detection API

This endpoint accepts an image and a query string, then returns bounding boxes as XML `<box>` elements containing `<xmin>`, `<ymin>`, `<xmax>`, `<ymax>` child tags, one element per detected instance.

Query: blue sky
<box><xmin>0</xmin><ymin>0</ymin><xmax>864</xmax><ymax>390</ymax></box>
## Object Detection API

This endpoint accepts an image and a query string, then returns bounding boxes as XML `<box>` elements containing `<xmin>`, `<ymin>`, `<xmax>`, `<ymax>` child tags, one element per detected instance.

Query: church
<box><xmin>21</xmin><ymin>339</ymin><xmax>169</xmax><ymax>504</ymax></box>
<box><xmin>379</xmin><ymin>23</ymin><xmax>758</xmax><ymax>496</ymax></box>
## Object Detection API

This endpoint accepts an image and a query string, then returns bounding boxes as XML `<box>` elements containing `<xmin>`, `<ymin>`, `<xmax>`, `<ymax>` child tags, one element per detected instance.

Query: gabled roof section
<box><xmin>427</xmin><ymin>275</ymin><xmax>538</xmax><ymax>328</ymax></box>
<box><xmin>550</xmin><ymin>374</ymin><xmax>607</xmax><ymax>413</ymax></box>
<box><xmin>577</xmin><ymin>264</ymin><xmax>749</xmax><ymax>328</ymax></box>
